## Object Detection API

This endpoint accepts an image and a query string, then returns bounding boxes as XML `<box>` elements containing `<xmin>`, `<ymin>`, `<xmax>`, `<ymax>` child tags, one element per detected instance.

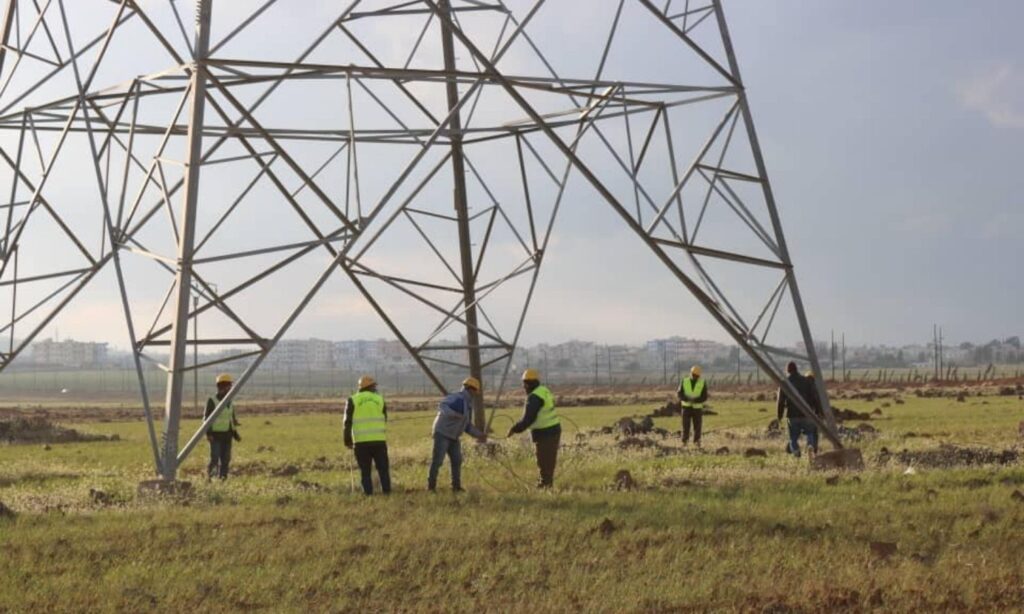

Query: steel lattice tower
<box><xmin>0</xmin><ymin>0</ymin><xmax>839</xmax><ymax>481</ymax></box>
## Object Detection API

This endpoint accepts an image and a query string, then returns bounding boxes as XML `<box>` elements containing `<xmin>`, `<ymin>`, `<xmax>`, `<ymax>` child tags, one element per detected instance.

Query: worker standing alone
<box><xmin>343</xmin><ymin>375</ymin><xmax>391</xmax><ymax>495</ymax></box>
<box><xmin>678</xmin><ymin>365</ymin><xmax>708</xmax><ymax>447</ymax></box>
<box><xmin>205</xmin><ymin>373</ymin><xmax>240</xmax><ymax>480</ymax></box>
<box><xmin>506</xmin><ymin>369</ymin><xmax>561</xmax><ymax>488</ymax></box>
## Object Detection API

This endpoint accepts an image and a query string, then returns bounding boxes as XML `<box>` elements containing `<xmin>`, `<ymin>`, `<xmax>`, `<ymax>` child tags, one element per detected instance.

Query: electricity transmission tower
<box><xmin>0</xmin><ymin>0</ymin><xmax>838</xmax><ymax>481</ymax></box>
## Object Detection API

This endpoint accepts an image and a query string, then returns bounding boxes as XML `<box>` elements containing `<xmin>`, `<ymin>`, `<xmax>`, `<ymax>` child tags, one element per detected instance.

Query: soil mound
<box><xmin>0</xmin><ymin>417</ymin><xmax>113</xmax><ymax>445</ymax></box>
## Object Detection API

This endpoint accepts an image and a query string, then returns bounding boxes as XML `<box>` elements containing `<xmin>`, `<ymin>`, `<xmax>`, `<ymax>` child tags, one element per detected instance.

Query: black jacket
<box><xmin>777</xmin><ymin>373</ymin><xmax>821</xmax><ymax>420</ymax></box>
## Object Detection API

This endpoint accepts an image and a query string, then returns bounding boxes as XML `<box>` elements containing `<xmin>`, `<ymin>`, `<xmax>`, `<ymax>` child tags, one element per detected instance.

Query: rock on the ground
<box><xmin>810</xmin><ymin>449</ymin><xmax>865</xmax><ymax>471</ymax></box>
<box><xmin>714</xmin><ymin>446</ymin><xmax>729</xmax><ymax>456</ymax></box>
<box><xmin>0</xmin><ymin>501</ymin><xmax>15</xmax><ymax>519</ymax></box>
<box><xmin>271</xmin><ymin>465</ymin><xmax>300</xmax><ymax>477</ymax></box>
<box><xmin>614</xmin><ymin>469</ymin><xmax>636</xmax><ymax>491</ymax></box>
<box><xmin>870</xmin><ymin>541</ymin><xmax>898</xmax><ymax>559</ymax></box>
<box><xmin>89</xmin><ymin>488</ymin><xmax>113</xmax><ymax>505</ymax></box>
<box><xmin>744</xmin><ymin>448</ymin><xmax>767</xmax><ymax>458</ymax></box>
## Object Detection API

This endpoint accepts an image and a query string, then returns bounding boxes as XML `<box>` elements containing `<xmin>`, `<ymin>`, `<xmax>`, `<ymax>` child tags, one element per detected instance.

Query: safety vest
<box><xmin>351</xmin><ymin>390</ymin><xmax>387</xmax><ymax>443</ymax></box>
<box><xmin>529</xmin><ymin>385</ymin><xmax>560</xmax><ymax>430</ymax></box>
<box><xmin>681</xmin><ymin>377</ymin><xmax>705</xmax><ymax>410</ymax></box>
<box><xmin>208</xmin><ymin>397</ymin><xmax>235</xmax><ymax>432</ymax></box>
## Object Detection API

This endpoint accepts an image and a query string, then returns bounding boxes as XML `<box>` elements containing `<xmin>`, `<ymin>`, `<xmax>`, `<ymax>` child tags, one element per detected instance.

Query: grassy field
<box><xmin>2</xmin><ymin>393</ymin><xmax>1024</xmax><ymax>612</ymax></box>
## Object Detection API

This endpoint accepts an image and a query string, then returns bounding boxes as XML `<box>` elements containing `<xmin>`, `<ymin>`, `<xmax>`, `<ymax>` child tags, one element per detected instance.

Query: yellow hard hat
<box><xmin>521</xmin><ymin>368</ymin><xmax>541</xmax><ymax>382</ymax></box>
<box><xmin>215</xmin><ymin>373</ymin><xmax>233</xmax><ymax>385</ymax></box>
<box><xmin>462</xmin><ymin>376</ymin><xmax>481</xmax><ymax>391</ymax></box>
<box><xmin>357</xmin><ymin>375</ymin><xmax>376</xmax><ymax>390</ymax></box>
<box><xmin>690</xmin><ymin>365</ymin><xmax>702</xmax><ymax>377</ymax></box>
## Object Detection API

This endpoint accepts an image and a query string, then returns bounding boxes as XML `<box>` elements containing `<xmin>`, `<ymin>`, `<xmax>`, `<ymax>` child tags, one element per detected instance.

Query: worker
<box><xmin>777</xmin><ymin>362</ymin><xmax>821</xmax><ymax>457</ymax></box>
<box><xmin>428</xmin><ymin>376</ymin><xmax>488</xmax><ymax>492</ymax></box>
<box><xmin>205</xmin><ymin>373</ymin><xmax>240</xmax><ymax>480</ymax></box>
<box><xmin>343</xmin><ymin>375</ymin><xmax>391</xmax><ymax>495</ymax></box>
<box><xmin>678</xmin><ymin>365</ymin><xmax>708</xmax><ymax>447</ymax></box>
<box><xmin>506</xmin><ymin>369</ymin><xmax>561</xmax><ymax>488</ymax></box>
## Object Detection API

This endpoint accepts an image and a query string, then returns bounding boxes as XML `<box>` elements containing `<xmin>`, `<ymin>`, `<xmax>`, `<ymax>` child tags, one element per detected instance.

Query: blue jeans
<box><xmin>428</xmin><ymin>433</ymin><xmax>463</xmax><ymax>490</ymax></box>
<box><xmin>787</xmin><ymin>418</ymin><xmax>819</xmax><ymax>457</ymax></box>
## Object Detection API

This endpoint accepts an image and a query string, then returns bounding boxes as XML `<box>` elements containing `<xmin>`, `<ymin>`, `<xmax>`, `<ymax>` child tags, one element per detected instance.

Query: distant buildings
<box><xmin>30</xmin><ymin>338</ymin><xmax>108</xmax><ymax>368</ymax></box>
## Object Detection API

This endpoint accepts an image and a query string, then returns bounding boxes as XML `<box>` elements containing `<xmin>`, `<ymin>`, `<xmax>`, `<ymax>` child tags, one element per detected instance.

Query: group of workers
<box><xmin>203</xmin><ymin>361</ymin><xmax>823</xmax><ymax>489</ymax></box>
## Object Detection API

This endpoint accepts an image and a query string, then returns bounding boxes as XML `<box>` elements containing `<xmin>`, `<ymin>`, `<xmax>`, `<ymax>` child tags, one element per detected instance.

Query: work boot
<box><xmin>452</xmin><ymin>486</ymin><xmax>465</xmax><ymax>493</ymax></box>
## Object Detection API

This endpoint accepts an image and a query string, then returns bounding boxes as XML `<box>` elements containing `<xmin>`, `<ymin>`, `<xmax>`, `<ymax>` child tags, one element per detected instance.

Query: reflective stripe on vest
<box><xmin>209</xmin><ymin>398</ymin><xmax>234</xmax><ymax>432</ymax></box>
<box><xmin>351</xmin><ymin>390</ymin><xmax>386</xmax><ymax>443</ymax></box>
<box><xmin>681</xmin><ymin>377</ymin><xmax>705</xmax><ymax>409</ymax></box>
<box><xmin>529</xmin><ymin>385</ymin><xmax>560</xmax><ymax>430</ymax></box>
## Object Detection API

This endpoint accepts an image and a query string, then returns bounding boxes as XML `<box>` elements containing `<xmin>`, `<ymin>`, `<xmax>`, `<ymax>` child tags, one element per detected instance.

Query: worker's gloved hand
<box><xmin>231</xmin><ymin>430</ymin><xmax>241</xmax><ymax>442</ymax></box>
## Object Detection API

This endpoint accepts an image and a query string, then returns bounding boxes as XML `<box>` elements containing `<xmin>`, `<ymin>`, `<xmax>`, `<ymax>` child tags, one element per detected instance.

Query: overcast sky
<box><xmin>2</xmin><ymin>1</ymin><xmax>1022</xmax><ymax>352</ymax></box>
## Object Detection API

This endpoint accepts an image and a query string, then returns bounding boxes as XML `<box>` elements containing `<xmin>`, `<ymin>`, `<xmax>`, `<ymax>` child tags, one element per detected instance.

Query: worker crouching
<box><xmin>506</xmin><ymin>369</ymin><xmax>561</xmax><ymax>488</ymax></box>
<box><xmin>344</xmin><ymin>375</ymin><xmax>391</xmax><ymax>495</ymax></box>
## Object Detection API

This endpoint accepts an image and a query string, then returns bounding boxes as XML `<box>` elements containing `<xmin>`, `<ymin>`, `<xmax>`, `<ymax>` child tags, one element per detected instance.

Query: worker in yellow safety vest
<box><xmin>343</xmin><ymin>375</ymin><xmax>391</xmax><ymax>495</ymax></box>
<box><xmin>678</xmin><ymin>365</ymin><xmax>708</xmax><ymax>447</ymax></box>
<box><xmin>205</xmin><ymin>373</ymin><xmax>240</xmax><ymax>480</ymax></box>
<box><xmin>506</xmin><ymin>369</ymin><xmax>561</xmax><ymax>488</ymax></box>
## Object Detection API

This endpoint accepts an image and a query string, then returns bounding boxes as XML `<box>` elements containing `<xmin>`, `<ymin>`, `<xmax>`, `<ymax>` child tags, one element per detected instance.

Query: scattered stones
<box><xmin>998</xmin><ymin>386</ymin><xmax>1017</xmax><ymax>396</ymax></box>
<box><xmin>714</xmin><ymin>446</ymin><xmax>730</xmax><ymax>456</ymax></box>
<box><xmin>881</xmin><ymin>402</ymin><xmax>891</xmax><ymax>409</ymax></box>
<box><xmin>877</xmin><ymin>445</ymin><xmax>1018</xmax><ymax>469</ymax></box>
<box><xmin>296</xmin><ymin>480</ymin><xmax>328</xmax><ymax>492</ymax></box>
<box><xmin>894</xmin><ymin>398</ymin><xmax>905</xmax><ymax>405</ymax></box>
<box><xmin>871</xmin><ymin>409</ymin><xmax>884</xmax><ymax>416</ymax></box>
<box><xmin>810</xmin><ymin>449</ymin><xmax>865</xmax><ymax>471</ymax></box>
<box><xmin>870</xmin><ymin>541</ymin><xmax>898</xmax><ymax>560</ymax></box>
<box><xmin>0</xmin><ymin>500</ymin><xmax>15</xmax><ymax>520</ymax></box>
<box><xmin>744</xmin><ymin>448</ymin><xmax>767</xmax><ymax>458</ymax></box>
<box><xmin>271</xmin><ymin>465</ymin><xmax>301</xmax><ymax>477</ymax></box>
<box><xmin>137</xmin><ymin>480</ymin><xmax>193</xmax><ymax>497</ymax></box>
<box><xmin>89</xmin><ymin>488</ymin><xmax>113</xmax><ymax>505</ymax></box>
<box><xmin>614</xmin><ymin>469</ymin><xmax>636</xmax><ymax>491</ymax></box>
<box><xmin>617</xmin><ymin>437</ymin><xmax>658</xmax><ymax>451</ymax></box>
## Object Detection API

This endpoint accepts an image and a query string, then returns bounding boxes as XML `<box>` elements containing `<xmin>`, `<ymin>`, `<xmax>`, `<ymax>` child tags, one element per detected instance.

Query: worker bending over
<box><xmin>428</xmin><ymin>376</ymin><xmax>488</xmax><ymax>492</ymax></box>
<box><xmin>506</xmin><ymin>369</ymin><xmax>561</xmax><ymax>488</ymax></box>
<box><xmin>678</xmin><ymin>365</ymin><xmax>708</xmax><ymax>447</ymax></box>
<box><xmin>344</xmin><ymin>375</ymin><xmax>391</xmax><ymax>495</ymax></box>
<box><xmin>205</xmin><ymin>373</ymin><xmax>241</xmax><ymax>480</ymax></box>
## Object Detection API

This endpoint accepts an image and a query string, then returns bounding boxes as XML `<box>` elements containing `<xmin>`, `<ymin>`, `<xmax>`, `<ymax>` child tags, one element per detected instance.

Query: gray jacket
<box><xmin>432</xmin><ymin>389</ymin><xmax>484</xmax><ymax>440</ymax></box>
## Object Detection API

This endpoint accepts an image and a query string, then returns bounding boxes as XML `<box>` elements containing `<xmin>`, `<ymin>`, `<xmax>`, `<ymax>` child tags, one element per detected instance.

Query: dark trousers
<box><xmin>354</xmin><ymin>441</ymin><xmax>391</xmax><ymax>495</ymax></box>
<box><xmin>208</xmin><ymin>432</ymin><xmax>233</xmax><ymax>479</ymax></box>
<box><xmin>682</xmin><ymin>407</ymin><xmax>703</xmax><ymax>444</ymax></box>
<box><xmin>787</xmin><ymin>418</ymin><xmax>819</xmax><ymax>457</ymax></box>
<box><xmin>428</xmin><ymin>434</ymin><xmax>463</xmax><ymax>490</ymax></box>
<box><xmin>535</xmin><ymin>431</ymin><xmax>560</xmax><ymax>488</ymax></box>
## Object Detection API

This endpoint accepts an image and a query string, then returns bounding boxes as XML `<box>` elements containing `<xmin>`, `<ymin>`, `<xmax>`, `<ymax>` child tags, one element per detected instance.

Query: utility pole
<box><xmin>938</xmin><ymin>326</ymin><xmax>944</xmax><ymax>381</ymax></box>
<box><xmin>439</xmin><ymin>0</ymin><xmax>484</xmax><ymax>430</ymax></box>
<box><xmin>593</xmin><ymin>346</ymin><xmax>599</xmax><ymax>386</ymax></box>
<box><xmin>661</xmin><ymin>341</ymin><xmax>667</xmax><ymax>385</ymax></box>
<box><xmin>841</xmin><ymin>333</ymin><xmax>846</xmax><ymax>382</ymax></box>
<box><xmin>606</xmin><ymin>345</ymin><xmax>612</xmax><ymax>385</ymax></box>
<box><xmin>830</xmin><ymin>329</ymin><xmax>836</xmax><ymax>382</ymax></box>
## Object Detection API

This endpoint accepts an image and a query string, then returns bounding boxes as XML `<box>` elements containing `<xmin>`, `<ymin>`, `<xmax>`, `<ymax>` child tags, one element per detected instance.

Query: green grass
<box><xmin>2</xmin><ymin>395</ymin><xmax>1024</xmax><ymax>612</ymax></box>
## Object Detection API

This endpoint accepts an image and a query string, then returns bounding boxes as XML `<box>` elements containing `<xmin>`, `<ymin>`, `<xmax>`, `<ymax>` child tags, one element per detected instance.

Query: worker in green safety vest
<box><xmin>507</xmin><ymin>368</ymin><xmax>561</xmax><ymax>488</ymax></box>
<box><xmin>205</xmin><ymin>373</ymin><xmax>240</xmax><ymax>480</ymax></box>
<box><xmin>678</xmin><ymin>365</ymin><xmax>708</xmax><ymax>447</ymax></box>
<box><xmin>343</xmin><ymin>375</ymin><xmax>391</xmax><ymax>495</ymax></box>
